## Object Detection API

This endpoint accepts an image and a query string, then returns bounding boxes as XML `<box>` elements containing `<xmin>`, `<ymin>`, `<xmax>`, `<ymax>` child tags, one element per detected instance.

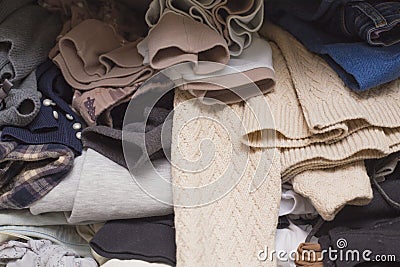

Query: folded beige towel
<box><xmin>54</xmin><ymin>19</ymin><xmax>153</xmax><ymax>90</ymax></box>
<box><xmin>172</xmin><ymin>90</ymin><xmax>280</xmax><ymax>266</ymax></box>
<box><xmin>292</xmin><ymin>161</ymin><xmax>373</xmax><ymax>221</ymax></box>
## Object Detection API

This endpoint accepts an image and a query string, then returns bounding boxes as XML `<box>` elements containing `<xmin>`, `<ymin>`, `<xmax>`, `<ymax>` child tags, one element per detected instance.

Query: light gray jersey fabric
<box><xmin>31</xmin><ymin>149</ymin><xmax>173</xmax><ymax>223</ymax></box>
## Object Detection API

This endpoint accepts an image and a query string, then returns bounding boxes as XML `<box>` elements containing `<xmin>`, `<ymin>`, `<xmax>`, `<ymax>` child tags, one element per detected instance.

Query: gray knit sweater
<box><xmin>0</xmin><ymin>1</ymin><xmax>61</xmax><ymax>127</ymax></box>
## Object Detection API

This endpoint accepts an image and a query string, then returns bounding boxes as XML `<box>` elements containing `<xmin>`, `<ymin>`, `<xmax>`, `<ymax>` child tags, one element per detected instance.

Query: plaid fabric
<box><xmin>0</xmin><ymin>142</ymin><xmax>74</xmax><ymax>209</ymax></box>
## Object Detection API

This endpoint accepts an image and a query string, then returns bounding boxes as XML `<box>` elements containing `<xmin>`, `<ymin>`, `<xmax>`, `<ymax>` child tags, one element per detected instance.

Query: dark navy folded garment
<box><xmin>1</xmin><ymin>61</ymin><xmax>83</xmax><ymax>156</ymax></box>
<box><xmin>267</xmin><ymin>1</ymin><xmax>400</xmax><ymax>91</ymax></box>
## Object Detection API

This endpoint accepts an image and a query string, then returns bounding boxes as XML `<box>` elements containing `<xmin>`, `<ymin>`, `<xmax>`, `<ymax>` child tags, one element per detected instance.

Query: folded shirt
<box><xmin>54</xmin><ymin>19</ymin><xmax>154</xmax><ymax>90</ymax></box>
<box><xmin>90</xmin><ymin>215</ymin><xmax>176</xmax><ymax>266</ymax></box>
<box><xmin>0</xmin><ymin>142</ymin><xmax>74</xmax><ymax>209</ymax></box>
<box><xmin>150</xmin><ymin>35</ymin><xmax>275</xmax><ymax>104</ymax></box>
<box><xmin>30</xmin><ymin>149</ymin><xmax>173</xmax><ymax>223</ymax></box>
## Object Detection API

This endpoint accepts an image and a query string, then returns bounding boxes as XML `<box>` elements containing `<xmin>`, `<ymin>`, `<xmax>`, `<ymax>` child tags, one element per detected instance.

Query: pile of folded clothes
<box><xmin>0</xmin><ymin>0</ymin><xmax>399</xmax><ymax>266</ymax></box>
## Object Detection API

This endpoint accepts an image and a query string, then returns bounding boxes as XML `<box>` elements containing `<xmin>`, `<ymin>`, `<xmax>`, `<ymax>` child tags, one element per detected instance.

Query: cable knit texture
<box><xmin>292</xmin><ymin>161</ymin><xmax>373</xmax><ymax>221</ymax></box>
<box><xmin>172</xmin><ymin>90</ymin><xmax>280</xmax><ymax>266</ymax></box>
<box><xmin>242</xmin><ymin>23</ymin><xmax>400</xmax><ymax>181</ymax></box>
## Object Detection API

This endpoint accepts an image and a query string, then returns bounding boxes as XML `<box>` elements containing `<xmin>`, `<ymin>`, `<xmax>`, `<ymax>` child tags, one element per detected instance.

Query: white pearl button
<box><xmin>76</xmin><ymin>132</ymin><xmax>82</xmax><ymax>140</ymax></box>
<box><xmin>43</xmin><ymin>99</ymin><xmax>52</xmax><ymax>106</ymax></box>
<box><xmin>53</xmin><ymin>110</ymin><xmax>59</xmax><ymax>120</ymax></box>
<box><xmin>73</xmin><ymin>123</ymin><xmax>82</xmax><ymax>130</ymax></box>
<box><xmin>66</xmin><ymin>114</ymin><xmax>74</xmax><ymax>121</ymax></box>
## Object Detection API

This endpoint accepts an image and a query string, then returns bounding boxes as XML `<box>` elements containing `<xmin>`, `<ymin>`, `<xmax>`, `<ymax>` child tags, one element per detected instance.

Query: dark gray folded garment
<box><xmin>82</xmin><ymin>106</ymin><xmax>172</xmax><ymax>170</ymax></box>
<box><xmin>90</xmin><ymin>215</ymin><xmax>176</xmax><ymax>266</ymax></box>
<box><xmin>0</xmin><ymin>1</ymin><xmax>61</xmax><ymax>127</ymax></box>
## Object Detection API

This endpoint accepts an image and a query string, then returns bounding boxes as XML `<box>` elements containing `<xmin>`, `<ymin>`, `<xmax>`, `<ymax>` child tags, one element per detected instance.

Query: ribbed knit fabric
<box><xmin>0</xmin><ymin>1</ymin><xmax>61</xmax><ymax>128</ymax></box>
<box><xmin>292</xmin><ymin>161</ymin><xmax>373</xmax><ymax>221</ymax></box>
<box><xmin>0</xmin><ymin>72</ymin><xmax>40</xmax><ymax>128</ymax></box>
<box><xmin>245</xmin><ymin>23</ymin><xmax>400</xmax><ymax>149</ymax></box>
<box><xmin>1</xmin><ymin>61</ymin><xmax>83</xmax><ymax>156</ymax></box>
<box><xmin>0</xmin><ymin>2</ymin><xmax>61</xmax><ymax>82</ymax></box>
<box><xmin>240</xmin><ymin>23</ymin><xmax>400</xmax><ymax>181</ymax></box>
<box><xmin>172</xmin><ymin>90</ymin><xmax>280</xmax><ymax>266</ymax></box>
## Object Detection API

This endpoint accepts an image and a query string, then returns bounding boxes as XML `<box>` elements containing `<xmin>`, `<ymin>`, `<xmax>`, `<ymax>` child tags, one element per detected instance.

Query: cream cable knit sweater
<box><xmin>261</xmin><ymin>23</ymin><xmax>400</xmax><ymax>144</ymax></box>
<box><xmin>172</xmin><ymin>90</ymin><xmax>280</xmax><ymax>267</ymax></box>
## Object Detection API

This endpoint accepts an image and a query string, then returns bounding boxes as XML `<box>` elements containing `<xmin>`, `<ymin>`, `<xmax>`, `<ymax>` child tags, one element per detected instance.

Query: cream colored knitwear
<box><xmin>172</xmin><ymin>90</ymin><xmax>280</xmax><ymax>267</ymax></box>
<box><xmin>241</xmin><ymin>25</ymin><xmax>400</xmax><ymax>181</ymax></box>
<box><xmin>292</xmin><ymin>161</ymin><xmax>373</xmax><ymax>221</ymax></box>
<box><xmin>247</xmin><ymin>22</ymin><xmax>400</xmax><ymax>147</ymax></box>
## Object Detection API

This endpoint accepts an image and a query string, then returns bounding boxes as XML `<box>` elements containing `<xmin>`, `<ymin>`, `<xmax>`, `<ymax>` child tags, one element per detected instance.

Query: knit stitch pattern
<box><xmin>172</xmin><ymin>90</ymin><xmax>280</xmax><ymax>266</ymax></box>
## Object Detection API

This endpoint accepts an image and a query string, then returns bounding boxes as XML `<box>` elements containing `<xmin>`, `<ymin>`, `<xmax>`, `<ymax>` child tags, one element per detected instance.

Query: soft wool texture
<box><xmin>241</xmin><ymin>24</ymin><xmax>400</xmax><ymax>181</ymax></box>
<box><xmin>292</xmin><ymin>161</ymin><xmax>373</xmax><ymax>221</ymax></box>
<box><xmin>246</xmin><ymin>23</ymin><xmax>400</xmax><ymax>149</ymax></box>
<box><xmin>145</xmin><ymin>0</ymin><xmax>264</xmax><ymax>56</ymax></box>
<box><xmin>172</xmin><ymin>90</ymin><xmax>280</xmax><ymax>266</ymax></box>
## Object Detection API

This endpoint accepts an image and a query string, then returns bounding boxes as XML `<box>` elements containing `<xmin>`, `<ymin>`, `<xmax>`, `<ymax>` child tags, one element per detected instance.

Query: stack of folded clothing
<box><xmin>0</xmin><ymin>0</ymin><xmax>400</xmax><ymax>266</ymax></box>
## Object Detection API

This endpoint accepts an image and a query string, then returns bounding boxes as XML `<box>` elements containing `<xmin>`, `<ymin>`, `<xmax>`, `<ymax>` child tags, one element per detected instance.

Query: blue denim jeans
<box><xmin>330</xmin><ymin>1</ymin><xmax>400</xmax><ymax>46</ymax></box>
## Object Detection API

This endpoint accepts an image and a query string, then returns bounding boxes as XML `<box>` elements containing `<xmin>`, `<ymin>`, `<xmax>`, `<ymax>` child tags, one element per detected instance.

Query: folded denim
<box><xmin>329</xmin><ymin>1</ymin><xmax>400</xmax><ymax>46</ymax></box>
<box><xmin>0</xmin><ymin>142</ymin><xmax>74</xmax><ymax>209</ymax></box>
<box><xmin>0</xmin><ymin>225</ymin><xmax>92</xmax><ymax>258</ymax></box>
<box><xmin>268</xmin><ymin>10</ymin><xmax>400</xmax><ymax>91</ymax></box>
<box><xmin>2</xmin><ymin>61</ymin><xmax>83</xmax><ymax>156</ymax></box>
<box><xmin>90</xmin><ymin>215</ymin><xmax>176</xmax><ymax>266</ymax></box>
<box><xmin>0</xmin><ymin>239</ymin><xmax>97</xmax><ymax>267</ymax></box>
<box><xmin>53</xmin><ymin>19</ymin><xmax>154</xmax><ymax>90</ymax></box>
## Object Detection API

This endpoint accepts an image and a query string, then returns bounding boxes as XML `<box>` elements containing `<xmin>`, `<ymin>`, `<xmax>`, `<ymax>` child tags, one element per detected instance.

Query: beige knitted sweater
<box><xmin>172</xmin><ymin>90</ymin><xmax>281</xmax><ymax>266</ymax></box>
<box><xmin>242</xmin><ymin>24</ymin><xmax>400</xmax><ymax>181</ymax></box>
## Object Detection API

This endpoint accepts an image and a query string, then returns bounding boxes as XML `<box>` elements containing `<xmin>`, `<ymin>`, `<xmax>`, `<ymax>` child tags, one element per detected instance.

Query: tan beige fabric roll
<box><xmin>292</xmin><ymin>161</ymin><xmax>373</xmax><ymax>221</ymax></box>
<box><xmin>172</xmin><ymin>90</ymin><xmax>280</xmax><ymax>266</ymax></box>
<box><xmin>54</xmin><ymin>19</ymin><xmax>153</xmax><ymax>90</ymax></box>
<box><xmin>146</xmin><ymin>11</ymin><xmax>229</xmax><ymax>74</ymax></box>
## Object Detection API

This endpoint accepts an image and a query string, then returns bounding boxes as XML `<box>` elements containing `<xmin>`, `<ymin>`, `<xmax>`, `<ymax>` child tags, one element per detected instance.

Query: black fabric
<box><xmin>316</xmin><ymin>174</ymin><xmax>400</xmax><ymax>236</ymax></box>
<box><xmin>319</xmin><ymin>217</ymin><xmax>400</xmax><ymax>267</ymax></box>
<box><xmin>90</xmin><ymin>215</ymin><xmax>176</xmax><ymax>266</ymax></box>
